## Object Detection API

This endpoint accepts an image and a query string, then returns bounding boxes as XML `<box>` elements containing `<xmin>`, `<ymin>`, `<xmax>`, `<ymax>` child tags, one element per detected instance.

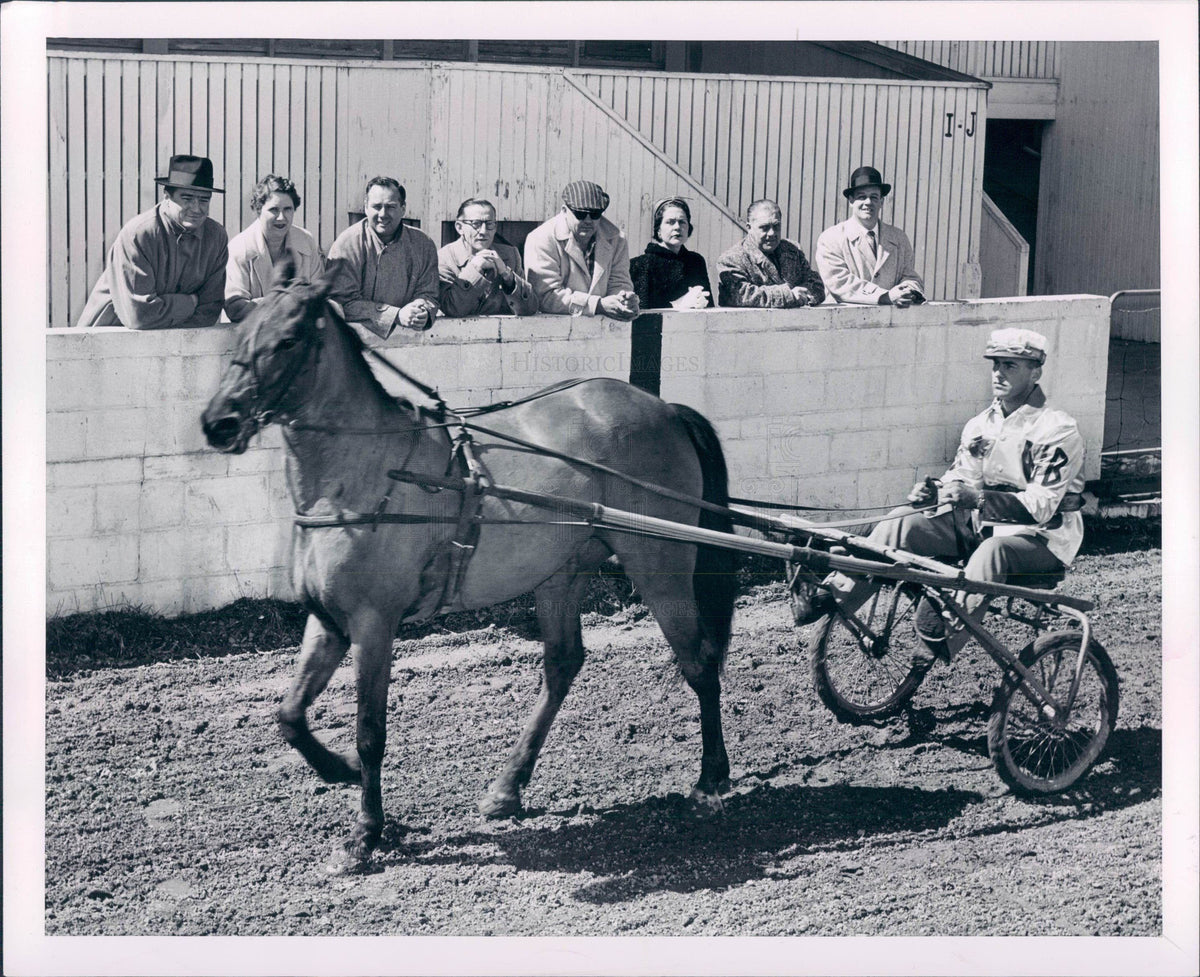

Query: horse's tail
<box><xmin>671</xmin><ymin>403</ymin><xmax>739</xmax><ymax>660</ymax></box>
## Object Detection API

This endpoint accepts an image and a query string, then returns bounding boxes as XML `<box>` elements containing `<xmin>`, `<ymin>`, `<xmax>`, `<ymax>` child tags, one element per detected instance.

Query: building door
<box><xmin>982</xmin><ymin>119</ymin><xmax>1045</xmax><ymax>295</ymax></box>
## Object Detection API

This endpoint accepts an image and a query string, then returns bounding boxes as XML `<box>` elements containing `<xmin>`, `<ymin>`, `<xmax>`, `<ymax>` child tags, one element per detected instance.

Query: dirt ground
<box><xmin>44</xmin><ymin>546</ymin><xmax>1161</xmax><ymax>937</ymax></box>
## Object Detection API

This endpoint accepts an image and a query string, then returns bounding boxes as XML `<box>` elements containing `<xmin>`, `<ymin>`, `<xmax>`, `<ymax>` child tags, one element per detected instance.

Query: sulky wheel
<box><xmin>987</xmin><ymin>631</ymin><xmax>1119</xmax><ymax>795</ymax></box>
<box><xmin>809</xmin><ymin>580</ymin><xmax>932</xmax><ymax>724</ymax></box>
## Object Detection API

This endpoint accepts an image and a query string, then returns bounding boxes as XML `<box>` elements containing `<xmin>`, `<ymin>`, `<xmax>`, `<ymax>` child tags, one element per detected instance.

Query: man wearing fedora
<box><xmin>800</xmin><ymin>329</ymin><xmax>1087</xmax><ymax>662</ymax></box>
<box><xmin>77</xmin><ymin>154</ymin><xmax>228</xmax><ymax>329</ymax></box>
<box><xmin>524</xmin><ymin>181</ymin><xmax>640</xmax><ymax>319</ymax></box>
<box><xmin>815</xmin><ymin>165</ymin><xmax>924</xmax><ymax>307</ymax></box>
<box><xmin>716</xmin><ymin>199</ymin><xmax>825</xmax><ymax>308</ymax></box>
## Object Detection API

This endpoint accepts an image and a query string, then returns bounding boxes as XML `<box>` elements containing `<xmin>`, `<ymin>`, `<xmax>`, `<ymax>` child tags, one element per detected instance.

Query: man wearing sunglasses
<box><xmin>524</xmin><ymin>181</ymin><xmax>640</xmax><ymax>319</ymax></box>
<box><xmin>437</xmin><ymin>198</ymin><xmax>538</xmax><ymax>317</ymax></box>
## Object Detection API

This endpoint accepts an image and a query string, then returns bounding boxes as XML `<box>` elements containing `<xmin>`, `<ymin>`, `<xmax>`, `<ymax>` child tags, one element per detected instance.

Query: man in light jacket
<box><xmin>815</xmin><ymin>165</ymin><xmax>924</xmax><ymax>306</ymax></box>
<box><xmin>523</xmin><ymin>181</ymin><xmax>640</xmax><ymax>319</ymax></box>
<box><xmin>77</xmin><ymin>154</ymin><xmax>228</xmax><ymax>329</ymax></box>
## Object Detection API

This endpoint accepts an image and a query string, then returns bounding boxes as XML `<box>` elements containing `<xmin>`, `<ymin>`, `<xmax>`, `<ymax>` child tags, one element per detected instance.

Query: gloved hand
<box><xmin>941</xmin><ymin>482</ymin><xmax>983</xmax><ymax>510</ymax></box>
<box><xmin>906</xmin><ymin>477</ymin><xmax>939</xmax><ymax>506</ymax></box>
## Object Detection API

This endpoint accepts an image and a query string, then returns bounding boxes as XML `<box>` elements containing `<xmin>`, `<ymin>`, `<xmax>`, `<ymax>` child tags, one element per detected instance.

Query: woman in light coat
<box><xmin>224</xmin><ymin>175</ymin><xmax>324</xmax><ymax>322</ymax></box>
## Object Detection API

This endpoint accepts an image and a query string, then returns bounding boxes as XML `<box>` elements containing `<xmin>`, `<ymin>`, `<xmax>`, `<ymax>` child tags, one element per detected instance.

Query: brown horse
<box><xmin>201</xmin><ymin>260</ymin><xmax>738</xmax><ymax>872</ymax></box>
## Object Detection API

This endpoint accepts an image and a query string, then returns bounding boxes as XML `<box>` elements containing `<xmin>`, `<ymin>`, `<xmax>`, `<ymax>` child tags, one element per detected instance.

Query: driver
<box><xmin>801</xmin><ymin>328</ymin><xmax>1087</xmax><ymax>660</ymax></box>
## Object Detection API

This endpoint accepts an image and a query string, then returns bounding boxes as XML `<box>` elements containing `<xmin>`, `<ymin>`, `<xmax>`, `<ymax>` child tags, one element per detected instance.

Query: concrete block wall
<box><xmin>658</xmin><ymin>295</ymin><xmax>1110</xmax><ymax>513</ymax></box>
<box><xmin>46</xmin><ymin>296</ymin><xmax>1109</xmax><ymax>616</ymax></box>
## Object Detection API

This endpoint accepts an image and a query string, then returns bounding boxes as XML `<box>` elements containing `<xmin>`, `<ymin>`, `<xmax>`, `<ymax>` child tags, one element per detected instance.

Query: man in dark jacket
<box><xmin>716</xmin><ymin>199</ymin><xmax>825</xmax><ymax>308</ymax></box>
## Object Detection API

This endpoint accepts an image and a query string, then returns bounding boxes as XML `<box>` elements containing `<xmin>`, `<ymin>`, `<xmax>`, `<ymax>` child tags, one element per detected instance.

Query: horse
<box><xmin>201</xmin><ymin>258</ymin><xmax>739</xmax><ymax>872</ymax></box>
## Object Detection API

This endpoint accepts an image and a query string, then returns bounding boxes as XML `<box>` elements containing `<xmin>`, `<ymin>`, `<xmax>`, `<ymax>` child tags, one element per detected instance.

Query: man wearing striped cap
<box><xmin>524</xmin><ymin>181</ymin><xmax>640</xmax><ymax>319</ymax></box>
<box><xmin>806</xmin><ymin>328</ymin><xmax>1087</xmax><ymax>660</ymax></box>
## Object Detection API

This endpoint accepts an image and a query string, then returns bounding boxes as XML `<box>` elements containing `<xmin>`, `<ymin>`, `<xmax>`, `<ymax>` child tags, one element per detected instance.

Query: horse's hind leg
<box><xmin>479</xmin><ymin>557</ymin><xmax>594</xmax><ymax>818</ymax></box>
<box><xmin>620</xmin><ymin>544</ymin><xmax>731</xmax><ymax>815</ymax></box>
<box><xmin>277</xmin><ymin>612</ymin><xmax>360</xmax><ymax>784</ymax></box>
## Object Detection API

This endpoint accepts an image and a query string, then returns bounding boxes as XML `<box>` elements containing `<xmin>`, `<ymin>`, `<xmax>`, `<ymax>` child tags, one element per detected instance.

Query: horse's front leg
<box><xmin>278</xmin><ymin>613</ymin><xmax>359</xmax><ymax>784</ymax></box>
<box><xmin>331</xmin><ymin>614</ymin><xmax>395</xmax><ymax>873</ymax></box>
<box><xmin>479</xmin><ymin>570</ymin><xmax>590</xmax><ymax>818</ymax></box>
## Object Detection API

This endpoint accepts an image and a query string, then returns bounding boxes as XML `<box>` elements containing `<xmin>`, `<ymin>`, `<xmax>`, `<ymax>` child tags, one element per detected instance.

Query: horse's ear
<box><xmin>314</xmin><ymin>257</ymin><xmax>344</xmax><ymax>300</ymax></box>
<box><xmin>271</xmin><ymin>248</ymin><xmax>297</xmax><ymax>288</ymax></box>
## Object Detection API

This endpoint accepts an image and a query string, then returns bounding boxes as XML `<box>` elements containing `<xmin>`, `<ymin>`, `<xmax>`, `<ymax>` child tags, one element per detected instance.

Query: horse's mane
<box><xmin>319</xmin><ymin>298</ymin><xmax>422</xmax><ymax>415</ymax></box>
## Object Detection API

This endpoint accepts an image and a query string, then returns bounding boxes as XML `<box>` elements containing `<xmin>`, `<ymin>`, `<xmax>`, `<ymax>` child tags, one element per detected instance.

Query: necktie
<box><xmin>866</xmin><ymin>229</ymin><xmax>878</xmax><ymax>263</ymax></box>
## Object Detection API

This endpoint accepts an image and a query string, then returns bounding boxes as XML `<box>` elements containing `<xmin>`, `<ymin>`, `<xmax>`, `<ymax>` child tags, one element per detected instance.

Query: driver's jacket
<box><xmin>941</xmin><ymin>385</ymin><xmax>1086</xmax><ymax>566</ymax></box>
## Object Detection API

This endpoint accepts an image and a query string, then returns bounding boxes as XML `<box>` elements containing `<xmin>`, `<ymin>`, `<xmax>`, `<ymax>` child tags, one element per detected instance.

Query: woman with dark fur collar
<box><xmin>630</xmin><ymin>198</ymin><xmax>713</xmax><ymax>310</ymax></box>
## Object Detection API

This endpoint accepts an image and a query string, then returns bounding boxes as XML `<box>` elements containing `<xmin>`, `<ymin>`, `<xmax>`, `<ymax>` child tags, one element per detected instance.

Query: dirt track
<box><xmin>45</xmin><ymin>548</ymin><xmax>1161</xmax><ymax>937</ymax></box>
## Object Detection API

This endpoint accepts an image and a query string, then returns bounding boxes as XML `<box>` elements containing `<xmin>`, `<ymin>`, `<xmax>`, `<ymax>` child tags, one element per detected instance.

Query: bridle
<box><xmin>227</xmin><ymin>286</ymin><xmax>326</xmax><ymax>429</ymax></box>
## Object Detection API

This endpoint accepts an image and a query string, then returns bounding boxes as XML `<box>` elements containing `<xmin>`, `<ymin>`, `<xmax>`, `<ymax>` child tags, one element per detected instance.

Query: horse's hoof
<box><xmin>324</xmin><ymin>839</ymin><xmax>380</xmax><ymax>876</ymax></box>
<box><xmin>686</xmin><ymin>788</ymin><xmax>725</xmax><ymax>818</ymax></box>
<box><xmin>478</xmin><ymin>788</ymin><xmax>522</xmax><ymax>820</ymax></box>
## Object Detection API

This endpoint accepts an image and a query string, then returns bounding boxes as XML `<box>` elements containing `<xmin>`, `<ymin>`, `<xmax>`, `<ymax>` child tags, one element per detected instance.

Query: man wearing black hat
<box><xmin>77</xmin><ymin>155</ymin><xmax>229</xmax><ymax>329</ymax></box>
<box><xmin>524</xmin><ymin>181</ymin><xmax>640</xmax><ymax>319</ymax></box>
<box><xmin>815</xmin><ymin>166</ymin><xmax>924</xmax><ymax>307</ymax></box>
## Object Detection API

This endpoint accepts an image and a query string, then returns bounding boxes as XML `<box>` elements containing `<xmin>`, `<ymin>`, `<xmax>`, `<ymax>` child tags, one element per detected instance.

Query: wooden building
<box><xmin>47</xmin><ymin>43</ymin><xmax>989</xmax><ymax>328</ymax></box>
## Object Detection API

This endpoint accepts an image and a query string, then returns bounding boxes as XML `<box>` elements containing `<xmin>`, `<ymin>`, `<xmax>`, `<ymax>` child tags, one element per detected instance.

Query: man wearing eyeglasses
<box><xmin>524</xmin><ymin>181</ymin><xmax>640</xmax><ymax>319</ymax></box>
<box><xmin>437</xmin><ymin>198</ymin><xmax>538</xmax><ymax>317</ymax></box>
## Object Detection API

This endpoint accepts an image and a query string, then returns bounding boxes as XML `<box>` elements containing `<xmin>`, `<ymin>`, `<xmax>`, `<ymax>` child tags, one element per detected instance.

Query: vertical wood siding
<box><xmin>1034</xmin><ymin>42</ymin><xmax>1159</xmax><ymax>294</ymax></box>
<box><xmin>48</xmin><ymin>54</ymin><xmax>986</xmax><ymax>326</ymax></box>
<box><xmin>876</xmin><ymin>41</ymin><xmax>1061</xmax><ymax>80</ymax></box>
<box><xmin>577</xmin><ymin>69</ymin><xmax>987</xmax><ymax>301</ymax></box>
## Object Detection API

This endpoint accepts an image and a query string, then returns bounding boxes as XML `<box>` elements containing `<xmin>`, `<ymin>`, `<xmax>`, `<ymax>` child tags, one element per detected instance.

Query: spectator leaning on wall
<box><xmin>437</xmin><ymin>198</ymin><xmax>538</xmax><ymax>317</ymax></box>
<box><xmin>815</xmin><ymin>165</ymin><xmax>924</xmax><ymax>307</ymax></box>
<box><xmin>326</xmin><ymin>176</ymin><xmax>440</xmax><ymax>338</ymax></box>
<box><xmin>523</xmin><ymin>181</ymin><xmax>640</xmax><ymax>319</ymax></box>
<box><xmin>716</xmin><ymin>199</ymin><xmax>825</xmax><ymax>308</ymax></box>
<box><xmin>77</xmin><ymin>154</ymin><xmax>228</xmax><ymax>329</ymax></box>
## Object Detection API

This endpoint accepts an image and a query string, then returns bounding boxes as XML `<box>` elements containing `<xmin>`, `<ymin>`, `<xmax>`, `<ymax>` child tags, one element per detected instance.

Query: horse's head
<box><xmin>202</xmin><ymin>252</ymin><xmax>336</xmax><ymax>453</ymax></box>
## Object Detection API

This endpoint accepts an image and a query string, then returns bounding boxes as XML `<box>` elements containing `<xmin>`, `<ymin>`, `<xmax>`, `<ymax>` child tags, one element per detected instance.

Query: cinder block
<box><xmin>762</xmin><ymin>372</ymin><xmax>826</xmax><ymax>415</ymax></box>
<box><xmin>830</xmin><ymin>430</ymin><xmax>889</xmax><ymax>472</ymax></box>
<box><xmin>946</xmin><ymin>323</ymin><xmax>991</xmax><ymax>364</ymax></box>
<box><xmin>722</xmin><ymin>436</ymin><xmax>771</xmax><ymax>481</ymax></box>
<box><xmin>857</xmin><ymin>467</ymin><xmax>923</xmax><ymax>508</ymax></box>
<box><xmin>48</xmin><ymin>457</ymin><xmax>143</xmax><ymax>488</ymax></box>
<box><xmin>390</xmin><ymin>343</ymin><xmax>462</xmax><ymax>389</ymax></box>
<box><xmin>225</xmin><ymin>521</ymin><xmax>291</xmax><ymax>572</ymax></box>
<box><xmin>706</xmin><ymin>330</ymin><xmax>798</xmax><ymax>377</ymax></box>
<box><xmin>95</xmin><ymin>483</ymin><xmax>142</xmax><ymax>534</ymax></box>
<box><xmin>126</xmin><ymin>579</ymin><xmax>188</xmax><ymax>617</ymax></box>
<box><xmin>226</xmin><ymin>446</ymin><xmax>285</xmax><ymax>475</ymax></box>
<box><xmin>138</xmin><ymin>480</ymin><xmax>187</xmax><ymax>531</ymax></box>
<box><xmin>185</xmin><ymin>474</ymin><xmax>272</xmax><ymax>524</ymax></box>
<box><xmin>139</xmin><ymin>527</ymin><xmax>228</xmax><ymax>580</ymax></box>
<box><xmin>431</xmin><ymin>316</ymin><xmax>500</xmax><ymax>345</ymax></box>
<box><xmin>861</xmin><ymin>405</ymin><xmax>925</xmax><ymax>430</ymax></box>
<box><xmin>457</xmin><ymin>343</ymin><xmax>504</xmax><ymax>389</ymax></box>
<box><xmin>914</xmin><ymin>324</ymin><xmax>950</xmax><ymax>364</ymax></box>
<box><xmin>659</xmin><ymin>329</ymin><xmax>705</xmax><ymax>378</ymax></box>
<box><xmin>777</xmin><ymin>409</ymin><xmax>864</xmax><ymax>435</ymax></box>
<box><xmin>888</xmin><ymin>425</ymin><xmax>949</xmax><ymax>469</ymax></box>
<box><xmin>703</xmin><ymin>375</ymin><xmax>764</xmax><ymax>419</ymax></box>
<box><xmin>48</xmin><ymin>533</ymin><xmax>138</xmax><ymax>587</ymax></box>
<box><xmin>142</xmin><ymin>404</ymin><xmax>211</xmax><ymax>456</ymax></box>
<box><xmin>497</xmin><ymin>316</ymin><xmax>575</xmax><ymax>343</ymax></box>
<box><xmin>181</xmin><ymin>573</ymin><xmax>271</xmax><ymax>614</ymax></box>
<box><xmin>660</xmin><ymin>342</ymin><xmax>704</xmax><ymax>382</ymax></box>
<box><xmin>84</xmin><ymin>407</ymin><xmax>151</xmax><ymax>460</ymax></box>
<box><xmin>875</xmin><ymin>325</ymin><xmax>918</xmax><ymax>365</ymax></box>
<box><xmin>47</xmin><ymin>485</ymin><xmax>95</xmax><ymax>538</ymax></box>
<box><xmin>732</xmin><ymin>475</ymin><xmax>799</xmax><ymax>506</ymax></box>
<box><xmin>144</xmin><ymin>452</ymin><xmax>229</xmax><ymax>480</ymax></box>
<box><xmin>822</xmin><ymin>368</ymin><xmax>888</xmax><ymax>410</ymax></box>
<box><xmin>893</xmin><ymin>301</ymin><xmax>952</xmax><ymax>329</ymax></box>
<box><xmin>793</xmin><ymin>472</ymin><xmax>860</xmax><ymax>511</ymax></box>
<box><xmin>794</xmin><ymin>329</ymin><xmax>842</xmax><ymax>372</ymax></box>
<box><xmin>47</xmin><ymin>412</ymin><xmax>88</xmax><ymax>463</ymax></box>
<box><xmin>657</xmin><ymin>374</ymin><xmax>707</xmax><ymax>412</ymax></box>
<box><xmin>766</xmin><ymin>426</ymin><xmax>830</xmax><ymax>476</ymax></box>
<box><xmin>172</xmin><ymin>353</ymin><xmax>229</xmax><ymax>403</ymax></box>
